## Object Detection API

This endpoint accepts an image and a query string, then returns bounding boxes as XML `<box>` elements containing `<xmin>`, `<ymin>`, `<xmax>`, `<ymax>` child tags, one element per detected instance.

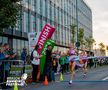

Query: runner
<box><xmin>68</xmin><ymin>47</ymin><xmax>87</xmax><ymax>84</ymax></box>
<box><xmin>68</xmin><ymin>46</ymin><xmax>77</xmax><ymax>84</ymax></box>
<box><xmin>79</xmin><ymin>50</ymin><xmax>88</xmax><ymax>77</ymax></box>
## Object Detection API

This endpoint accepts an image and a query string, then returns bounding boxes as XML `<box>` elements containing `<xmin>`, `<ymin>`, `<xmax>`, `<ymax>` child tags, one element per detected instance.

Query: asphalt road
<box><xmin>11</xmin><ymin>66</ymin><xmax>108</xmax><ymax>90</ymax></box>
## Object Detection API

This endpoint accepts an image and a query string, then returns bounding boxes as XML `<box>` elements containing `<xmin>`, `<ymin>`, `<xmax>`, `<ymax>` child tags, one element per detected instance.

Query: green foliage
<box><xmin>0</xmin><ymin>0</ymin><xmax>22</xmax><ymax>30</ymax></box>
<box><xmin>78</xmin><ymin>28</ymin><xmax>84</xmax><ymax>45</ymax></box>
<box><xmin>99</xmin><ymin>42</ymin><xmax>105</xmax><ymax>51</ymax></box>
<box><xmin>106</xmin><ymin>46</ymin><xmax>108</xmax><ymax>51</ymax></box>
<box><xmin>70</xmin><ymin>25</ymin><xmax>76</xmax><ymax>44</ymax></box>
<box><xmin>85</xmin><ymin>36</ymin><xmax>95</xmax><ymax>51</ymax></box>
<box><xmin>99</xmin><ymin>42</ymin><xmax>106</xmax><ymax>55</ymax></box>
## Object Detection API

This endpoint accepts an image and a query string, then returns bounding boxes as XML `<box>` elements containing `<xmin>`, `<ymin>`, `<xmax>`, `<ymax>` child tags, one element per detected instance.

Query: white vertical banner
<box><xmin>28</xmin><ymin>32</ymin><xmax>40</xmax><ymax>54</ymax></box>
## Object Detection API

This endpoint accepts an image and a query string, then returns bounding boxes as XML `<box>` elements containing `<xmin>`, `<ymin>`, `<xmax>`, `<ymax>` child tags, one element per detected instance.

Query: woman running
<box><xmin>68</xmin><ymin>46</ymin><xmax>77</xmax><ymax>84</ymax></box>
<box><xmin>69</xmin><ymin>47</ymin><xmax>88</xmax><ymax>84</ymax></box>
<box><xmin>79</xmin><ymin>50</ymin><xmax>88</xmax><ymax>77</ymax></box>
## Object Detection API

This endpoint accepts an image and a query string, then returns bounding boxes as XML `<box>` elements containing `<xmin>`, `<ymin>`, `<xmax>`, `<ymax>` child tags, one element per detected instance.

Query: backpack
<box><xmin>30</xmin><ymin>50</ymin><xmax>34</xmax><ymax>61</ymax></box>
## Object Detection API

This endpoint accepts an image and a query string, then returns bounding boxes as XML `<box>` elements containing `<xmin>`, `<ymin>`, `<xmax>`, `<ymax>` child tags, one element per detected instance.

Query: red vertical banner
<box><xmin>37</xmin><ymin>24</ymin><xmax>55</xmax><ymax>54</ymax></box>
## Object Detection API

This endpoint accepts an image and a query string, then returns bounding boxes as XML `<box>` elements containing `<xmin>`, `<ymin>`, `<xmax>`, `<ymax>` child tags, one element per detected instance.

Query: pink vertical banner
<box><xmin>37</xmin><ymin>24</ymin><xmax>55</xmax><ymax>54</ymax></box>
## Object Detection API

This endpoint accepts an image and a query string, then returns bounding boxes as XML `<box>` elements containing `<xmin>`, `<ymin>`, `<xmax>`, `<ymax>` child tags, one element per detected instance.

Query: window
<box><xmin>28</xmin><ymin>12</ymin><xmax>31</xmax><ymax>32</ymax></box>
<box><xmin>0</xmin><ymin>36</ymin><xmax>2</xmax><ymax>43</ymax></box>
<box><xmin>52</xmin><ymin>6</ymin><xmax>54</xmax><ymax>21</ymax></box>
<box><xmin>37</xmin><ymin>18</ymin><xmax>40</xmax><ymax>32</ymax></box>
<box><xmin>21</xmin><ymin>40</ymin><xmax>25</xmax><ymax>50</ymax></box>
<box><xmin>23</xmin><ymin>12</ymin><xmax>27</xmax><ymax>32</ymax></box>
<box><xmin>2</xmin><ymin>37</ymin><xmax>8</xmax><ymax>44</ymax></box>
<box><xmin>20</xmin><ymin>40</ymin><xmax>25</xmax><ymax>53</ymax></box>
<box><xmin>36</xmin><ymin>0</ymin><xmax>41</xmax><ymax>14</ymax></box>
<box><xmin>31</xmin><ymin>15</ymin><xmax>34</xmax><ymax>32</ymax></box>
<box><xmin>33</xmin><ymin>15</ymin><xmax>36</xmax><ymax>32</ymax></box>
<box><xmin>32</xmin><ymin>0</ymin><xmax>36</xmax><ymax>12</ymax></box>
<box><xmin>26</xmin><ymin>12</ymin><xmax>29</xmax><ymax>32</ymax></box>
<box><xmin>17</xmin><ymin>39</ymin><xmax>21</xmax><ymax>56</ymax></box>
<box><xmin>25</xmin><ymin>41</ymin><xmax>29</xmax><ymax>54</ymax></box>
<box><xmin>13</xmin><ymin>39</ymin><xmax>17</xmax><ymax>52</ymax></box>
<box><xmin>47</xmin><ymin>3</ymin><xmax>50</xmax><ymax>19</ymax></box>
<box><xmin>43</xmin><ymin>1</ymin><xmax>46</xmax><ymax>17</ymax></box>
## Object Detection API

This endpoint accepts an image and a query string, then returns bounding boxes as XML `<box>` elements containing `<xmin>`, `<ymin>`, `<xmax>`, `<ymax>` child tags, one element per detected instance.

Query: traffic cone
<box><xmin>14</xmin><ymin>82</ymin><xmax>18</xmax><ymax>90</ymax></box>
<box><xmin>43</xmin><ymin>76</ymin><xmax>48</xmax><ymax>86</ymax></box>
<box><xmin>60</xmin><ymin>73</ymin><xmax>63</xmax><ymax>81</ymax></box>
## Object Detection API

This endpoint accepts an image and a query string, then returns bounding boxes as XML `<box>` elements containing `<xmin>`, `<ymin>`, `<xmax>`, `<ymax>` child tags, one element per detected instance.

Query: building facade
<box><xmin>0</xmin><ymin>0</ymin><xmax>92</xmax><ymax>55</ymax></box>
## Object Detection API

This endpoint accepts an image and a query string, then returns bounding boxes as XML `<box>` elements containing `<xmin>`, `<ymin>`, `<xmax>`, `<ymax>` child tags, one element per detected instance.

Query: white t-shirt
<box><xmin>31</xmin><ymin>50</ymin><xmax>40</xmax><ymax>65</ymax></box>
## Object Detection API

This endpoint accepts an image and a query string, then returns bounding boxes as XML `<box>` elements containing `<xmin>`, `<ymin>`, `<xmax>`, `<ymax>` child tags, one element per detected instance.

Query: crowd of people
<box><xmin>30</xmin><ymin>44</ymin><xmax>96</xmax><ymax>84</ymax></box>
<box><xmin>0</xmin><ymin>43</ymin><xmax>16</xmax><ymax>89</ymax></box>
<box><xmin>0</xmin><ymin>42</ymin><xmax>28</xmax><ymax>89</ymax></box>
<box><xmin>0</xmin><ymin>42</ymin><xmax>97</xmax><ymax>89</ymax></box>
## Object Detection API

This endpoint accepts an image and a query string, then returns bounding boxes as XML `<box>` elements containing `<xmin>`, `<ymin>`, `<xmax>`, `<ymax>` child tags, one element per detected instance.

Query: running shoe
<box><xmin>69</xmin><ymin>80</ymin><xmax>73</xmax><ymax>84</ymax></box>
<box><xmin>83</xmin><ymin>73</ymin><xmax>87</xmax><ymax>78</ymax></box>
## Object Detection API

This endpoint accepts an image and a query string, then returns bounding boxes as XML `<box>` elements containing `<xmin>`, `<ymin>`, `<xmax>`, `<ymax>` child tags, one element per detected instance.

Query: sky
<box><xmin>84</xmin><ymin>0</ymin><xmax>108</xmax><ymax>45</ymax></box>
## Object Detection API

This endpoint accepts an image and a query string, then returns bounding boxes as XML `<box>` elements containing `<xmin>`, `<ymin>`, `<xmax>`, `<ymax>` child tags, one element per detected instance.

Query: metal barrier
<box><xmin>0</xmin><ymin>60</ymin><xmax>24</xmax><ymax>86</ymax></box>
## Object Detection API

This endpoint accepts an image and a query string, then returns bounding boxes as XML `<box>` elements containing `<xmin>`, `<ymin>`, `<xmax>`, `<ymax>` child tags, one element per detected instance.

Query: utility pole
<box><xmin>76</xmin><ymin>0</ymin><xmax>78</xmax><ymax>43</ymax></box>
<box><xmin>76</xmin><ymin>0</ymin><xmax>79</xmax><ymax>54</ymax></box>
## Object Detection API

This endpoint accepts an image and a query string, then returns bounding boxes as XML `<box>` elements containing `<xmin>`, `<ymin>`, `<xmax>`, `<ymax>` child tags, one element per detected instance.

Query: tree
<box><xmin>99</xmin><ymin>42</ymin><xmax>105</xmax><ymax>55</ymax></box>
<box><xmin>78</xmin><ymin>28</ymin><xmax>84</xmax><ymax>48</ymax></box>
<box><xmin>0</xmin><ymin>0</ymin><xmax>22</xmax><ymax>31</ymax></box>
<box><xmin>106</xmin><ymin>45</ymin><xmax>108</xmax><ymax>51</ymax></box>
<box><xmin>99</xmin><ymin>43</ymin><xmax>105</xmax><ymax>50</ymax></box>
<box><xmin>85</xmin><ymin>36</ymin><xmax>95</xmax><ymax>51</ymax></box>
<box><xmin>70</xmin><ymin>24</ymin><xmax>76</xmax><ymax>44</ymax></box>
<box><xmin>106</xmin><ymin>45</ymin><xmax>108</xmax><ymax>56</ymax></box>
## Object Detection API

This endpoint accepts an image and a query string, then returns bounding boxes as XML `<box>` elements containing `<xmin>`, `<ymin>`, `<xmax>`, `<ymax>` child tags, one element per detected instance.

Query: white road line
<box><xmin>102</xmin><ymin>76</ymin><xmax>108</xmax><ymax>80</ymax></box>
<box><xmin>55</xmin><ymin>81</ymin><xmax>60</xmax><ymax>83</ymax></box>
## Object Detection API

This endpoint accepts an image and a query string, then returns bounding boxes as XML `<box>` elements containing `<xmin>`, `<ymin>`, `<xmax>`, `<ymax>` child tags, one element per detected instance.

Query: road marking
<box><xmin>55</xmin><ymin>81</ymin><xmax>60</xmax><ymax>83</ymax></box>
<box><xmin>56</xmin><ymin>80</ymin><xmax>108</xmax><ymax>82</ymax></box>
<box><xmin>102</xmin><ymin>76</ymin><xmax>108</xmax><ymax>80</ymax></box>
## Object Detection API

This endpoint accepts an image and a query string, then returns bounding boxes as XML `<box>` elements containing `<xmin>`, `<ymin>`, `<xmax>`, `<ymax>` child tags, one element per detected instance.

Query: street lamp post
<box><xmin>65</xmin><ymin>0</ymin><xmax>79</xmax><ymax>52</ymax></box>
<box><xmin>76</xmin><ymin>0</ymin><xmax>79</xmax><ymax>53</ymax></box>
<box><xmin>76</xmin><ymin>0</ymin><xmax>78</xmax><ymax>42</ymax></box>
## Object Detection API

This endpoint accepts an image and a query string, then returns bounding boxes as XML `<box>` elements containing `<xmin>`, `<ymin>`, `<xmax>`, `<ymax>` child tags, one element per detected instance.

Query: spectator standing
<box><xmin>93</xmin><ymin>57</ymin><xmax>97</xmax><ymax>68</ymax></box>
<box><xmin>64</xmin><ymin>54</ymin><xmax>68</xmax><ymax>73</ymax></box>
<box><xmin>31</xmin><ymin>45</ymin><xmax>42</xmax><ymax>84</ymax></box>
<box><xmin>44</xmin><ymin>45</ymin><xmax>53</xmax><ymax>82</ymax></box>
<box><xmin>52</xmin><ymin>51</ymin><xmax>58</xmax><ymax>73</ymax></box>
<box><xmin>21</xmin><ymin>48</ymin><xmax>27</xmax><ymax>73</ymax></box>
<box><xmin>65</xmin><ymin>53</ymin><xmax>69</xmax><ymax>72</ymax></box>
<box><xmin>0</xmin><ymin>43</ymin><xmax>5</xmax><ymax>60</ymax></box>
<box><xmin>0</xmin><ymin>44</ymin><xmax>6</xmax><ymax>87</ymax></box>
<box><xmin>87</xmin><ymin>52</ymin><xmax>94</xmax><ymax>68</ymax></box>
<box><xmin>1</xmin><ymin>43</ymin><xmax>16</xmax><ymax>89</ymax></box>
<box><xmin>59</xmin><ymin>53</ymin><xmax>65</xmax><ymax>74</ymax></box>
<box><xmin>56</xmin><ymin>51</ymin><xmax>61</xmax><ymax>74</ymax></box>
